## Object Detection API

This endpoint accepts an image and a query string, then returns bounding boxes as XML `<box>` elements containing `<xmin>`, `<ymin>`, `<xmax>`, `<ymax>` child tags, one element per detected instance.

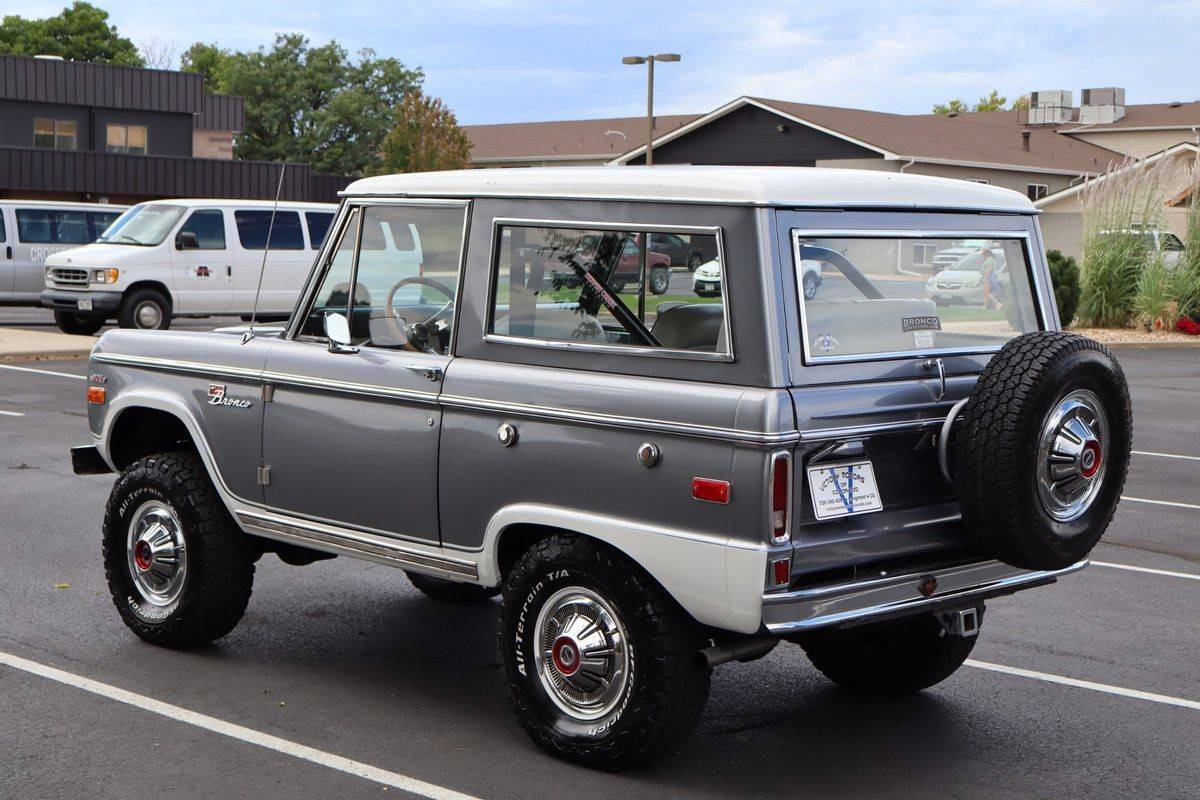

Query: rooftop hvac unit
<box><xmin>1080</xmin><ymin>87</ymin><xmax>1126</xmax><ymax>124</ymax></box>
<box><xmin>1027</xmin><ymin>90</ymin><xmax>1073</xmax><ymax>125</ymax></box>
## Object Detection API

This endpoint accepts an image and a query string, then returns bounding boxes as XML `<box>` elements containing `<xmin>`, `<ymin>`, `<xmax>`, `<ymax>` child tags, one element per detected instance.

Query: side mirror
<box><xmin>176</xmin><ymin>231</ymin><xmax>199</xmax><ymax>250</ymax></box>
<box><xmin>323</xmin><ymin>311</ymin><xmax>358</xmax><ymax>354</ymax></box>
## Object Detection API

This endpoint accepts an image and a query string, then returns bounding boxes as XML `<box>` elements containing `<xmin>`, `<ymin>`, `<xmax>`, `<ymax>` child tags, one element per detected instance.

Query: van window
<box><xmin>306</xmin><ymin>212</ymin><xmax>334</xmax><ymax>250</ymax></box>
<box><xmin>488</xmin><ymin>224</ymin><xmax>727</xmax><ymax>355</ymax></box>
<box><xmin>178</xmin><ymin>210</ymin><xmax>226</xmax><ymax>249</ymax></box>
<box><xmin>86</xmin><ymin>211</ymin><xmax>121</xmax><ymax>242</ymax></box>
<box><xmin>235</xmin><ymin>210</ymin><xmax>305</xmax><ymax>250</ymax></box>
<box><xmin>298</xmin><ymin>208</ymin><xmax>360</xmax><ymax>339</ymax></box>
<box><xmin>793</xmin><ymin>232</ymin><xmax>1041</xmax><ymax>362</ymax></box>
<box><xmin>16</xmin><ymin>209</ymin><xmax>90</xmax><ymax>244</ymax></box>
<box><xmin>0</xmin><ymin>213</ymin><xmax>6</xmax><ymax>243</ymax></box>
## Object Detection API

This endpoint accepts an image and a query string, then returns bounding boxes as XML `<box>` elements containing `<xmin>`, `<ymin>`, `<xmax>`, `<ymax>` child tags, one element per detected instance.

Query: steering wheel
<box><xmin>386</xmin><ymin>276</ymin><xmax>456</xmax><ymax>354</ymax></box>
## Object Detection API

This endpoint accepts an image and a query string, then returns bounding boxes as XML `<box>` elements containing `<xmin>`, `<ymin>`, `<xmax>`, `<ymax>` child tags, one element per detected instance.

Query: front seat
<box><xmin>650</xmin><ymin>303</ymin><xmax>724</xmax><ymax>351</ymax></box>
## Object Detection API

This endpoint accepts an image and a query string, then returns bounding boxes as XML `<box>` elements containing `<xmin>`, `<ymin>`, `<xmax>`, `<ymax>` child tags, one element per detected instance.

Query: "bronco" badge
<box><xmin>208</xmin><ymin>384</ymin><xmax>253</xmax><ymax>408</ymax></box>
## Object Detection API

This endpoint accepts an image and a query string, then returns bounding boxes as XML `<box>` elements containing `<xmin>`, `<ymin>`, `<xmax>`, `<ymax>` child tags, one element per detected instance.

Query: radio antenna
<box><xmin>242</xmin><ymin>163</ymin><xmax>286</xmax><ymax>345</ymax></box>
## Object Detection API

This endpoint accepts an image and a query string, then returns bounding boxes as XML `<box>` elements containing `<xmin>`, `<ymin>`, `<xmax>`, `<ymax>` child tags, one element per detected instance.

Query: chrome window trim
<box><xmin>285</xmin><ymin>198</ymin><xmax>472</xmax><ymax>348</ymax></box>
<box><xmin>790</xmin><ymin>228</ymin><xmax>1047</xmax><ymax>366</ymax></box>
<box><xmin>483</xmin><ymin>217</ymin><xmax>734</xmax><ymax>363</ymax></box>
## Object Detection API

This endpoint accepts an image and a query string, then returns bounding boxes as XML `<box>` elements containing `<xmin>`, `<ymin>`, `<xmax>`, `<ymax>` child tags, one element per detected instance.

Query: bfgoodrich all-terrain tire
<box><xmin>405</xmin><ymin>571</ymin><xmax>499</xmax><ymax>603</ymax></box>
<box><xmin>954</xmin><ymin>332</ymin><xmax>1132</xmax><ymax>570</ymax></box>
<box><xmin>798</xmin><ymin>611</ymin><xmax>980</xmax><ymax>694</ymax></box>
<box><xmin>499</xmin><ymin>534</ymin><xmax>710</xmax><ymax>770</ymax></box>
<box><xmin>103</xmin><ymin>452</ymin><xmax>255</xmax><ymax>648</ymax></box>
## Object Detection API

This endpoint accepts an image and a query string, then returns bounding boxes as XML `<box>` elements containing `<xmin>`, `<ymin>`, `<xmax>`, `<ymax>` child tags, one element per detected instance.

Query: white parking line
<box><xmin>0</xmin><ymin>363</ymin><xmax>86</xmax><ymax>380</ymax></box>
<box><xmin>0</xmin><ymin>409</ymin><xmax>25</xmax><ymax>417</ymax></box>
<box><xmin>0</xmin><ymin>650</ymin><xmax>483</xmax><ymax>800</ymax></box>
<box><xmin>1132</xmin><ymin>449</ymin><xmax>1200</xmax><ymax>462</ymax></box>
<box><xmin>966</xmin><ymin>660</ymin><xmax>1200</xmax><ymax>711</ymax></box>
<box><xmin>1092</xmin><ymin>561</ymin><xmax>1200</xmax><ymax>581</ymax></box>
<box><xmin>1121</xmin><ymin>495</ymin><xmax>1200</xmax><ymax>511</ymax></box>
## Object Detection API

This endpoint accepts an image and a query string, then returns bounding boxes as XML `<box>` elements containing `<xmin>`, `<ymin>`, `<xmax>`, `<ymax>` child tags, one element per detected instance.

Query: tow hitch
<box><xmin>939</xmin><ymin>606</ymin><xmax>982</xmax><ymax>637</ymax></box>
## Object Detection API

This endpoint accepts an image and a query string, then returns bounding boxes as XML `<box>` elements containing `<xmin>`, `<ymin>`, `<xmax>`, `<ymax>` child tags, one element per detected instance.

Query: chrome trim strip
<box><xmin>483</xmin><ymin>217</ymin><xmax>734</xmax><ymax>363</ymax></box>
<box><xmin>438</xmin><ymin>392</ymin><xmax>799</xmax><ymax>445</ymax></box>
<box><xmin>761</xmin><ymin>559</ymin><xmax>1087</xmax><ymax>633</ymax></box>
<box><xmin>92</xmin><ymin>352</ymin><xmax>263</xmax><ymax>382</ymax></box>
<box><xmin>798</xmin><ymin>416</ymin><xmax>946</xmax><ymax>443</ymax></box>
<box><xmin>262</xmin><ymin>369</ymin><xmax>440</xmax><ymax>405</ymax></box>
<box><xmin>790</xmin><ymin>228</ymin><xmax>1048</xmax><ymax>366</ymax></box>
<box><xmin>237</xmin><ymin>510</ymin><xmax>478</xmax><ymax>579</ymax></box>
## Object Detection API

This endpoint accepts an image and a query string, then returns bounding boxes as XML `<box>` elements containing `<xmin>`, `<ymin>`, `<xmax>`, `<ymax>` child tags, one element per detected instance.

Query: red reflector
<box><xmin>87</xmin><ymin>386</ymin><xmax>106</xmax><ymax>405</ymax></box>
<box><xmin>772</xmin><ymin>557</ymin><xmax>790</xmax><ymax>586</ymax></box>
<box><xmin>771</xmin><ymin>455</ymin><xmax>789</xmax><ymax>541</ymax></box>
<box><xmin>692</xmin><ymin>477</ymin><xmax>730</xmax><ymax>504</ymax></box>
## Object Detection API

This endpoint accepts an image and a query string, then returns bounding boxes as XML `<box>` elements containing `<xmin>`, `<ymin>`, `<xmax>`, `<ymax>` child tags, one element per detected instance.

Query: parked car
<box><xmin>73</xmin><ymin>167</ymin><xmax>1130</xmax><ymax>771</ymax></box>
<box><xmin>550</xmin><ymin>234</ymin><xmax>672</xmax><ymax>295</ymax></box>
<box><xmin>925</xmin><ymin>244</ymin><xmax>1009</xmax><ymax>305</ymax></box>
<box><xmin>0</xmin><ymin>200</ymin><xmax>127</xmax><ymax>307</ymax></box>
<box><xmin>1098</xmin><ymin>227</ymin><xmax>1186</xmax><ymax>266</ymax></box>
<box><xmin>694</xmin><ymin>256</ymin><xmax>821</xmax><ymax>299</ymax></box>
<box><xmin>41</xmin><ymin>199</ymin><xmax>339</xmax><ymax>334</ymax></box>
<box><xmin>640</xmin><ymin>231</ymin><xmax>718</xmax><ymax>271</ymax></box>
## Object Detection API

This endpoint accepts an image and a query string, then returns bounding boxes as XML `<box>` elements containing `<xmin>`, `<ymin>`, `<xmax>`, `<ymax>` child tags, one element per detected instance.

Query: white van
<box><xmin>41</xmin><ymin>199</ymin><xmax>342</xmax><ymax>334</ymax></box>
<box><xmin>0</xmin><ymin>200</ymin><xmax>128</xmax><ymax>307</ymax></box>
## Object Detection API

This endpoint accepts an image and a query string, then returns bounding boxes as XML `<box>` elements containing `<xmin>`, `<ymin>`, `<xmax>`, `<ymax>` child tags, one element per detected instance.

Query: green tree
<box><xmin>379</xmin><ymin>89</ymin><xmax>472</xmax><ymax>174</ymax></box>
<box><xmin>190</xmin><ymin>34</ymin><xmax>422</xmax><ymax>175</ymax></box>
<box><xmin>973</xmin><ymin>89</ymin><xmax>1007</xmax><ymax>112</ymax></box>
<box><xmin>1009</xmin><ymin>94</ymin><xmax>1031</xmax><ymax>111</ymax></box>
<box><xmin>932</xmin><ymin>98</ymin><xmax>968</xmax><ymax>115</ymax></box>
<box><xmin>0</xmin><ymin>2</ymin><xmax>142</xmax><ymax>66</ymax></box>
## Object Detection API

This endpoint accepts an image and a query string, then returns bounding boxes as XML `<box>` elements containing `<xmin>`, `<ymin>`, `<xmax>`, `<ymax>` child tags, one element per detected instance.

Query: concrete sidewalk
<box><xmin>0</xmin><ymin>327</ymin><xmax>95</xmax><ymax>362</ymax></box>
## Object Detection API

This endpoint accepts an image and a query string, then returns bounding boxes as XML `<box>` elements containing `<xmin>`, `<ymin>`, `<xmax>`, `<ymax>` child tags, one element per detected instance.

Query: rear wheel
<box><xmin>53</xmin><ymin>310</ymin><xmax>104</xmax><ymax>335</ymax></box>
<box><xmin>649</xmin><ymin>267</ymin><xmax>670</xmax><ymax>295</ymax></box>
<box><xmin>119</xmin><ymin>288</ymin><xmax>171</xmax><ymax>330</ymax></box>
<box><xmin>802</xmin><ymin>272</ymin><xmax>819</xmax><ymax>300</ymax></box>
<box><xmin>499</xmin><ymin>534</ymin><xmax>710</xmax><ymax>770</ymax></box>
<box><xmin>102</xmin><ymin>452</ymin><xmax>255</xmax><ymax>648</ymax></box>
<box><xmin>405</xmin><ymin>571</ymin><xmax>499</xmax><ymax>603</ymax></box>
<box><xmin>687</xmin><ymin>252</ymin><xmax>703</xmax><ymax>271</ymax></box>
<box><xmin>797</xmin><ymin>611</ymin><xmax>979</xmax><ymax>694</ymax></box>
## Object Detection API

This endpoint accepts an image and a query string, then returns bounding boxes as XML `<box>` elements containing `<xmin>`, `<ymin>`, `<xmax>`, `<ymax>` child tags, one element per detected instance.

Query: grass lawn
<box><xmin>935</xmin><ymin>305</ymin><xmax>1006</xmax><ymax>323</ymax></box>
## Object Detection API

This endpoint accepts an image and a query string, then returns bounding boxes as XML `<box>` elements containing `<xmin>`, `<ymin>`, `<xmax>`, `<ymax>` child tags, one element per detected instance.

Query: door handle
<box><xmin>226</xmin><ymin>265</ymin><xmax>232</xmax><ymax>277</ymax></box>
<box><xmin>403</xmin><ymin>364</ymin><xmax>443</xmax><ymax>381</ymax></box>
<box><xmin>5</xmin><ymin>246</ymin><xmax>10</xmax><ymax>260</ymax></box>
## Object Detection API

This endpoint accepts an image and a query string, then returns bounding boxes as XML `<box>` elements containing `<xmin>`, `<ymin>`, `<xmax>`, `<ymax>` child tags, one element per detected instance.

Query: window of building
<box><xmin>487</xmin><ymin>223</ymin><xmax>728</xmax><ymax>356</ymax></box>
<box><xmin>234</xmin><ymin>210</ymin><xmax>305</xmax><ymax>250</ymax></box>
<box><xmin>177</xmin><ymin>210</ymin><xmax>226</xmax><ymax>249</ymax></box>
<box><xmin>1027</xmin><ymin>183</ymin><xmax>1049</xmax><ymax>201</ymax></box>
<box><xmin>33</xmin><ymin>119</ymin><xmax>77</xmax><ymax>151</ymax></box>
<box><xmin>106</xmin><ymin>124</ymin><xmax>148</xmax><ymax>155</ymax></box>
<box><xmin>912</xmin><ymin>243</ymin><xmax>938</xmax><ymax>267</ymax></box>
<box><xmin>306</xmin><ymin>212</ymin><xmax>335</xmax><ymax>250</ymax></box>
<box><xmin>15</xmin><ymin>209</ymin><xmax>89</xmax><ymax>244</ymax></box>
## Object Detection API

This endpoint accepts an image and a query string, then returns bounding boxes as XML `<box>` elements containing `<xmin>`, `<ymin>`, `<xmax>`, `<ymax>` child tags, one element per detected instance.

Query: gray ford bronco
<box><xmin>74</xmin><ymin>166</ymin><xmax>1131</xmax><ymax>770</ymax></box>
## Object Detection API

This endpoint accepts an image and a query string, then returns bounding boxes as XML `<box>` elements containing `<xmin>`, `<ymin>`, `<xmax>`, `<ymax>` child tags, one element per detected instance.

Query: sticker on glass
<box><xmin>815</xmin><ymin>333</ymin><xmax>840</xmax><ymax>352</ymax></box>
<box><xmin>902</xmin><ymin>316</ymin><xmax>941</xmax><ymax>333</ymax></box>
<box><xmin>913</xmin><ymin>330</ymin><xmax>935</xmax><ymax>348</ymax></box>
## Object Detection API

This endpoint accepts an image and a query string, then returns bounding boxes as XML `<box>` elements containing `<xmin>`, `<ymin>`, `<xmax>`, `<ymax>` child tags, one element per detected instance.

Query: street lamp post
<box><xmin>622</xmin><ymin>53</ymin><xmax>680</xmax><ymax>166</ymax></box>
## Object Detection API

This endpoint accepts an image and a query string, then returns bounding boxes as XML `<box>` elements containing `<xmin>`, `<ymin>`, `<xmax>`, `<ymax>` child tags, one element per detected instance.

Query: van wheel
<box><xmin>53</xmin><ymin>310</ymin><xmax>104</xmax><ymax>335</ymax></box>
<box><xmin>119</xmin><ymin>288</ymin><xmax>171</xmax><ymax>330</ymax></box>
<box><xmin>499</xmin><ymin>534</ymin><xmax>710</xmax><ymax>770</ymax></box>
<box><xmin>405</xmin><ymin>571</ymin><xmax>499</xmax><ymax>603</ymax></box>
<box><xmin>102</xmin><ymin>452</ymin><xmax>255</xmax><ymax>648</ymax></box>
<box><xmin>797</xmin><ymin>611</ymin><xmax>979</xmax><ymax>694</ymax></box>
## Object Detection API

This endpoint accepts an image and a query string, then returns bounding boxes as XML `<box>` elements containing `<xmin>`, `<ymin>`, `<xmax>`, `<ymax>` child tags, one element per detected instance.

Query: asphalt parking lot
<box><xmin>0</xmin><ymin>339</ymin><xmax>1197</xmax><ymax>799</ymax></box>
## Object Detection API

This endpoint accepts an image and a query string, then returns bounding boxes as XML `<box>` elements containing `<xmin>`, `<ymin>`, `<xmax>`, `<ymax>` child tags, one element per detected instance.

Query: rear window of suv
<box><xmin>794</xmin><ymin>231</ymin><xmax>1042</xmax><ymax>362</ymax></box>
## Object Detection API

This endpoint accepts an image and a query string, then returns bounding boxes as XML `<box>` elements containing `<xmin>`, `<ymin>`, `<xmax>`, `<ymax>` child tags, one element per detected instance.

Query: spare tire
<box><xmin>954</xmin><ymin>332</ymin><xmax>1131</xmax><ymax>570</ymax></box>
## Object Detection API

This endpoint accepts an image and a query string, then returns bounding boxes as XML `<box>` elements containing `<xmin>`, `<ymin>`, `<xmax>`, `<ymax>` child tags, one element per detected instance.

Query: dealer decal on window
<box><xmin>901</xmin><ymin>316</ymin><xmax>941</xmax><ymax>333</ymax></box>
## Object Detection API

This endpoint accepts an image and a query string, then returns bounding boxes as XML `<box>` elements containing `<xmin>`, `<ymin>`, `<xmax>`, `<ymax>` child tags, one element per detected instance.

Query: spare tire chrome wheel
<box><xmin>954</xmin><ymin>332</ymin><xmax>1131</xmax><ymax>570</ymax></box>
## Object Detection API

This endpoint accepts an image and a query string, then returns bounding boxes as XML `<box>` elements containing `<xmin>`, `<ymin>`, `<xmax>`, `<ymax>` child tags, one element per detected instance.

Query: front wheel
<box><xmin>498</xmin><ymin>534</ymin><xmax>710</xmax><ymax>770</ymax></box>
<box><xmin>802</xmin><ymin>273</ymin><xmax>819</xmax><ymax>300</ymax></box>
<box><xmin>102</xmin><ymin>452</ymin><xmax>255</xmax><ymax>648</ymax></box>
<box><xmin>119</xmin><ymin>288</ymin><xmax>171</xmax><ymax>330</ymax></box>
<box><xmin>53</xmin><ymin>310</ymin><xmax>104</xmax><ymax>335</ymax></box>
<box><xmin>797</xmin><ymin>611</ymin><xmax>979</xmax><ymax>694</ymax></box>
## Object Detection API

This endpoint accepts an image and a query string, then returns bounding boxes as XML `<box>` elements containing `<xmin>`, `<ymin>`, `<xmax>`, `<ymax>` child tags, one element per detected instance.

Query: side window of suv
<box><xmin>178</xmin><ymin>210</ymin><xmax>226</xmax><ymax>249</ymax></box>
<box><xmin>297</xmin><ymin>204</ymin><xmax>468</xmax><ymax>354</ymax></box>
<box><xmin>487</xmin><ymin>224</ymin><xmax>728</xmax><ymax>355</ymax></box>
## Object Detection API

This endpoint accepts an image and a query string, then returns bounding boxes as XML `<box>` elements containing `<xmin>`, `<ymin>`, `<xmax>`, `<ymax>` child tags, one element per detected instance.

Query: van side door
<box><xmin>231</xmin><ymin>209</ymin><xmax>308</xmax><ymax>314</ymax></box>
<box><xmin>0</xmin><ymin>206</ymin><xmax>12</xmax><ymax>299</ymax></box>
<box><xmin>169</xmin><ymin>208</ymin><xmax>233</xmax><ymax>313</ymax></box>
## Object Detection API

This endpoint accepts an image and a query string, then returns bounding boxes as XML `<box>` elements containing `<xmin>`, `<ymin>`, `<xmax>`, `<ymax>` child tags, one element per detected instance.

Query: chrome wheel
<box><xmin>135</xmin><ymin>300</ymin><xmax>163</xmax><ymax>329</ymax></box>
<box><xmin>1037</xmin><ymin>389</ymin><xmax>1109</xmax><ymax>524</ymax></box>
<box><xmin>534</xmin><ymin>586</ymin><xmax>631</xmax><ymax>721</ymax></box>
<box><xmin>126</xmin><ymin>500</ymin><xmax>187</xmax><ymax>606</ymax></box>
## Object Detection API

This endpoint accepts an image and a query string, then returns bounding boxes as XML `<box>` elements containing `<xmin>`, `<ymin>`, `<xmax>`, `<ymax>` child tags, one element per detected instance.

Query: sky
<box><xmin>23</xmin><ymin>0</ymin><xmax>1200</xmax><ymax>124</ymax></box>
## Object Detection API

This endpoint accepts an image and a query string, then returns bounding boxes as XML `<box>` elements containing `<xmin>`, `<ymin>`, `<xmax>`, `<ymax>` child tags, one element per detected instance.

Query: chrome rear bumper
<box><xmin>761</xmin><ymin>558</ymin><xmax>1088</xmax><ymax>634</ymax></box>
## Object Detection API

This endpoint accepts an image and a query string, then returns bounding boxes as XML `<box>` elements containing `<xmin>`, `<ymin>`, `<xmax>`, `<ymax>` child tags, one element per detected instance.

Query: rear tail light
<box><xmin>771</xmin><ymin>557</ymin><xmax>791</xmax><ymax>587</ymax></box>
<box><xmin>770</xmin><ymin>451</ymin><xmax>791</xmax><ymax>545</ymax></box>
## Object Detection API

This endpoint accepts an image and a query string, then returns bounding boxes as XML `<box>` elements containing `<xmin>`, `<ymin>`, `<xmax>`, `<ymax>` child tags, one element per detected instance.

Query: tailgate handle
<box><xmin>923</xmin><ymin>358</ymin><xmax>946</xmax><ymax>401</ymax></box>
<box><xmin>938</xmin><ymin>398</ymin><xmax>971</xmax><ymax>483</ymax></box>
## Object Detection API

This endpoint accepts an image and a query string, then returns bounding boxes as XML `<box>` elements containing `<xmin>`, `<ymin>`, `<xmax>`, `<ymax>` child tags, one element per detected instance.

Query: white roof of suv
<box><xmin>344</xmin><ymin>166</ymin><xmax>1036</xmax><ymax>213</ymax></box>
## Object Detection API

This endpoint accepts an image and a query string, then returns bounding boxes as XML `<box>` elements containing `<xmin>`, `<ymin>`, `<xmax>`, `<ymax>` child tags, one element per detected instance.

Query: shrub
<box><xmin>1131</xmin><ymin>255</ymin><xmax>1176</xmax><ymax>331</ymax></box>
<box><xmin>1046</xmin><ymin>250</ymin><xmax>1080</xmax><ymax>328</ymax></box>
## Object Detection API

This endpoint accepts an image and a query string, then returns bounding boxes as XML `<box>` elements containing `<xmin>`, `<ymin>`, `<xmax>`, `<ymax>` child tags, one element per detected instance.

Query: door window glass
<box><xmin>178</xmin><ymin>210</ymin><xmax>226</xmax><ymax>249</ymax></box>
<box><xmin>298</xmin><ymin>209</ymin><xmax>360</xmax><ymax>338</ymax></box>
<box><xmin>488</xmin><ymin>225</ymin><xmax>727</xmax><ymax>355</ymax></box>
<box><xmin>0</xmin><ymin>213</ymin><xmax>6</xmax><ymax>243</ymax></box>
<box><xmin>15</xmin><ymin>209</ymin><xmax>89</xmax><ymax>244</ymax></box>
<box><xmin>234</xmin><ymin>210</ymin><xmax>305</xmax><ymax>250</ymax></box>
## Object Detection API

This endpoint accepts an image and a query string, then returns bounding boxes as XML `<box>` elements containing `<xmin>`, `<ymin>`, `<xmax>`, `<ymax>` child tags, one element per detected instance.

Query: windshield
<box><xmin>98</xmin><ymin>203</ymin><xmax>186</xmax><ymax>246</ymax></box>
<box><xmin>794</xmin><ymin>233</ymin><xmax>1041</xmax><ymax>362</ymax></box>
